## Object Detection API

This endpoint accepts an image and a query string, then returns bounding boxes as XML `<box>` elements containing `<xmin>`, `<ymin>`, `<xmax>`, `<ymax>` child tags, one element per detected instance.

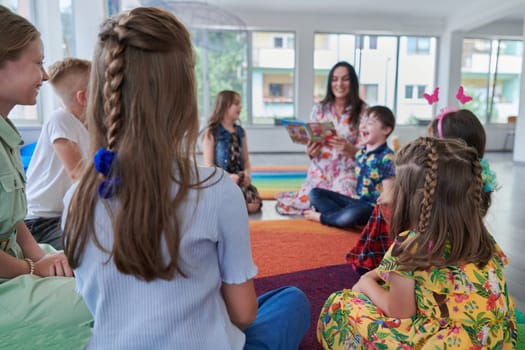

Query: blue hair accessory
<box><xmin>480</xmin><ymin>158</ymin><xmax>498</xmax><ymax>193</ymax></box>
<box><xmin>94</xmin><ymin>147</ymin><xmax>119</xmax><ymax>199</ymax></box>
<box><xmin>94</xmin><ymin>147</ymin><xmax>116</xmax><ymax>177</ymax></box>
<box><xmin>97</xmin><ymin>177</ymin><xmax>121</xmax><ymax>199</ymax></box>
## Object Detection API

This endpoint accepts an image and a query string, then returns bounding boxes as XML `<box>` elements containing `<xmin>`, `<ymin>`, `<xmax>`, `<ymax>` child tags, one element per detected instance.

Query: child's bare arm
<box><xmin>53</xmin><ymin>138</ymin><xmax>84</xmax><ymax>181</ymax></box>
<box><xmin>201</xmin><ymin>129</ymin><xmax>216</xmax><ymax>167</ymax></box>
<box><xmin>241</xmin><ymin>134</ymin><xmax>252</xmax><ymax>185</ymax></box>
<box><xmin>377</xmin><ymin>177</ymin><xmax>395</xmax><ymax>205</ymax></box>
<box><xmin>221</xmin><ymin>279</ymin><xmax>258</xmax><ymax>330</ymax></box>
<box><xmin>352</xmin><ymin>269</ymin><xmax>416</xmax><ymax>318</ymax></box>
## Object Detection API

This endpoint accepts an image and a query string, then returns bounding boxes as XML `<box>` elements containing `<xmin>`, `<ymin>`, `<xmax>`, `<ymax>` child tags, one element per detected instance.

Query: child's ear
<box><xmin>76</xmin><ymin>90</ymin><xmax>87</xmax><ymax>107</ymax></box>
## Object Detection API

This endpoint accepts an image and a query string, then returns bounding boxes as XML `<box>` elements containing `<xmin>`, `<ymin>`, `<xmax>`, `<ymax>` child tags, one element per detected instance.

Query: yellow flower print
<box><xmin>383</xmin><ymin>153</ymin><xmax>394</xmax><ymax>162</ymax></box>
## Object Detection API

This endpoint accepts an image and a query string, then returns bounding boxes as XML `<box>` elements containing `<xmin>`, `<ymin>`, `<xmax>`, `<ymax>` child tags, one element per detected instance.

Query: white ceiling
<box><xmin>204</xmin><ymin>0</ymin><xmax>525</xmax><ymax>31</ymax></box>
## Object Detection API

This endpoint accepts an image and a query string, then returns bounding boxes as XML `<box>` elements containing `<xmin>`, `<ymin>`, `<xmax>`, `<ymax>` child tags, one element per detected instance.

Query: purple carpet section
<box><xmin>254</xmin><ymin>263</ymin><xmax>360</xmax><ymax>350</ymax></box>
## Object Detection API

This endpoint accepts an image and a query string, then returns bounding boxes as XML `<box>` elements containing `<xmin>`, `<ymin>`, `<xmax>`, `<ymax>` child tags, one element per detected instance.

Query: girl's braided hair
<box><xmin>389</xmin><ymin>137</ymin><xmax>493</xmax><ymax>271</ymax></box>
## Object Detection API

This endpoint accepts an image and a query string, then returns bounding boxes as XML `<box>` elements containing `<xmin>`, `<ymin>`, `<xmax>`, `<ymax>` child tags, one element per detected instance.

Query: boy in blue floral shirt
<box><xmin>304</xmin><ymin>106</ymin><xmax>395</xmax><ymax>228</ymax></box>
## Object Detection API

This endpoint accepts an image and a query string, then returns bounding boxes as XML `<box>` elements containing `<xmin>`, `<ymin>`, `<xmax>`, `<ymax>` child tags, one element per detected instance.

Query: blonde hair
<box><xmin>64</xmin><ymin>7</ymin><xmax>202</xmax><ymax>281</ymax></box>
<box><xmin>206</xmin><ymin>90</ymin><xmax>240</xmax><ymax>133</ymax></box>
<box><xmin>0</xmin><ymin>5</ymin><xmax>40</xmax><ymax>68</ymax></box>
<box><xmin>389</xmin><ymin>137</ymin><xmax>494</xmax><ymax>271</ymax></box>
<box><xmin>48</xmin><ymin>58</ymin><xmax>91</xmax><ymax>106</ymax></box>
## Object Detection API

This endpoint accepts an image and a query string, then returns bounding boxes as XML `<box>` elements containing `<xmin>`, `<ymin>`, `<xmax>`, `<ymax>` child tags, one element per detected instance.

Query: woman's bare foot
<box><xmin>303</xmin><ymin>209</ymin><xmax>321</xmax><ymax>222</ymax></box>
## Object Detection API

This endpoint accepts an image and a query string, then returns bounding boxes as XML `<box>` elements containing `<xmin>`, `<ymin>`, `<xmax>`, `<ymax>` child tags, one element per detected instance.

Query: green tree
<box><xmin>192</xmin><ymin>29</ymin><xmax>247</xmax><ymax>122</ymax></box>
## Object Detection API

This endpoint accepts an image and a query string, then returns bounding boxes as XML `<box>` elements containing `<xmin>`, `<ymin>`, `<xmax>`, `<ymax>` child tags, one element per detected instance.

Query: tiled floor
<box><xmin>239</xmin><ymin>151</ymin><xmax>525</xmax><ymax>311</ymax></box>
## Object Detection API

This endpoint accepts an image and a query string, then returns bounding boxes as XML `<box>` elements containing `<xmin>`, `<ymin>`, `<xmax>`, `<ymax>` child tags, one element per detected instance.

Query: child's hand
<box><xmin>377</xmin><ymin>192</ymin><xmax>392</xmax><ymax>205</ymax></box>
<box><xmin>328</xmin><ymin>136</ymin><xmax>348</xmax><ymax>153</ymax></box>
<box><xmin>229</xmin><ymin>173</ymin><xmax>241</xmax><ymax>185</ymax></box>
<box><xmin>306</xmin><ymin>141</ymin><xmax>322</xmax><ymax>158</ymax></box>
<box><xmin>242</xmin><ymin>172</ymin><xmax>251</xmax><ymax>186</ymax></box>
<box><xmin>352</xmin><ymin>269</ymin><xmax>380</xmax><ymax>295</ymax></box>
<box><xmin>35</xmin><ymin>253</ymin><xmax>74</xmax><ymax>277</ymax></box>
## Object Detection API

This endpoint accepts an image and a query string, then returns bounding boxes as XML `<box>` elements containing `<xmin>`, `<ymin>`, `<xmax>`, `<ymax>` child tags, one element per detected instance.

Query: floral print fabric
<box><xmin>276</xmin><ymin>103</ymin><xmax>361</xmax><ymax>215</ymax></box>
<box><xmin>318</xmin><ymin>230</ymin><xmax>517</xmax><ymax>349</ymax></box>
<box><xmin>353</xmin><ymin>143</ymin><xmax>395</xmax><ymax>205</ymax></box>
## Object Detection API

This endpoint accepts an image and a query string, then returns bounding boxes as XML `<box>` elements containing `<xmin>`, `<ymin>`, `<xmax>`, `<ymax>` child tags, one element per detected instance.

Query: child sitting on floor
<box><xmin>202</xmin><ymin>90</ymin><xmax>262</xmax><ymax>214</ymax></box>
<box><xmin>25</xmin><ymin>58</ymin><xmax>90</xmax><ymax>249</ymax></box>
<box><xmin>0</xmin><ymin>5</ymin><xmax>91</xmax><ymax>342</ymax></box>
<box><xmin>318</xmin><ymin>137</ymin><xmax>516</xmax><ymax>349</ymax></box>
<box><xmin>304</xmin><ymin>105</ymin><xmax>395</xmax><ymax>228</ymax></box>
<box><xmin>62</xmin><ymin>7</ymin><xmax>310</xmax><ymax>349</ymax></box>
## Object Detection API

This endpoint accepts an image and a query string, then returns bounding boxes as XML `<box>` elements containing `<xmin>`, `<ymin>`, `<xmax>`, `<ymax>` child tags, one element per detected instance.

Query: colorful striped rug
<box><xmin>251</xmin><ymin>165</ymin><xmax>308</xmax><ymax>199</ymax></box>
<box><xmin>250</xmin><ymin>219</ymin><xmax>361</xmax><ymax>349</ymax></box>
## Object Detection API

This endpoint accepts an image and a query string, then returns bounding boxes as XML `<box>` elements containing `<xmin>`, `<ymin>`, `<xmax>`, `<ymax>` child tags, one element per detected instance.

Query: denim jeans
<box><xmin>309</xmin><ymin>188</ymin><xmax>374</xmax><ymax>228</ymax></box>
<box><xmin>24</xmin><ymin>216</ymin><xmax>63</xmax><ymax>250</ymax></box>
<box><xmin>244</xmin><ymin>286</ymin><xmax>311</xmax><ymax>350</ymax></box>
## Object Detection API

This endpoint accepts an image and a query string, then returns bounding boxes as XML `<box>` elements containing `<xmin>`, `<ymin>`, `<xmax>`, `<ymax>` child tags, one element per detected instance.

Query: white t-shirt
<box><xmin>63</xmin><ymin>167</ymin><xmax>258</xmax><ymax>349</ymax></box>
<box><xmin>26</xmin><ymin>108</ymin><xmax>89</xmax><ymax>219</ymax></box>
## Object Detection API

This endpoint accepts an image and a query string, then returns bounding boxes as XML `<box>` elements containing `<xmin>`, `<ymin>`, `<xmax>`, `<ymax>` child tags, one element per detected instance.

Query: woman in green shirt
<box><xmin>0</xmin><ymin>5</ymin><xmax>91</xmax><ymax>347</ymax></box>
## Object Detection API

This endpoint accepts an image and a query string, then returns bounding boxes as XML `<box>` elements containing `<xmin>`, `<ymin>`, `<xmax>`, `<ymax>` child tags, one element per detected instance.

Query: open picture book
<box><xmin>281</xmin><ymin>119</ymin><xmax>336</xmax><ymax>145</ymax></box>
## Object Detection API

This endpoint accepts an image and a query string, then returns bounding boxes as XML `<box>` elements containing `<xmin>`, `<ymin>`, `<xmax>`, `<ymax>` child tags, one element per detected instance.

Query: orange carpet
<box><xmin>250</xmin><ymin>219</ymin><xmax>361</xmax><ymax>278</ymax></box>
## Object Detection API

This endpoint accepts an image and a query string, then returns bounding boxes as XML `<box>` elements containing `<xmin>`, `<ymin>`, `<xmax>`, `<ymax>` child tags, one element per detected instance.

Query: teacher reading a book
<box><xmin>276</xmin><ymin>61</ymin><xmax>366</xmax><ymax>215</ymax></box>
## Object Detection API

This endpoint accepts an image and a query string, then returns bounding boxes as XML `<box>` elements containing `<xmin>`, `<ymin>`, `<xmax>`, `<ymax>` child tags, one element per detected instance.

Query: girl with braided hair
<box><xmin>318</xmin><ymin>137</ymin><xmax>516</xmax><ymax>349</ymax></box>
<box><xmin>346</xmin><ymin>108</ymin><xmax>498</xmax><ymax>276</ymax></box>
<box><xmin>63</xmin><ymin>7</ymin><xmax>309</xmax><ymax>349</ymax></box>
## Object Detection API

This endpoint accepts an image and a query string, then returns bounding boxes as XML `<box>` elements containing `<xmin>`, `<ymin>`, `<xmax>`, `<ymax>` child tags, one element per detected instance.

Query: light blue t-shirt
<box><xmin>63</xmin><ymin>166</ymin><xmax>258</xmax><ymax>349</ymax></box>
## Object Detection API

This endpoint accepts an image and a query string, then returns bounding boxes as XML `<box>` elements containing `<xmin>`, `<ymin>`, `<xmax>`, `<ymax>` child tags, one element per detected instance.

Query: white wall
<box><xmin>513</xmin><ymin>12</ymin><xmax>525</xmax><ymax>163</ymax></box>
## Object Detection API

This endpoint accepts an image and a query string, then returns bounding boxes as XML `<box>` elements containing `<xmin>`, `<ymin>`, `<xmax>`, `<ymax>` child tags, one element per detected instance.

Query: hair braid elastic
<box><xmin>418</xmin><ymin>138</ymin><xmax>439</xmax><ymax>234</ymax></box>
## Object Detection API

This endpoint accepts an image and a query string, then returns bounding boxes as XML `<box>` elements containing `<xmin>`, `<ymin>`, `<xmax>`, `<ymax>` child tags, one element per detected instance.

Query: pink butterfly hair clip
<box><xmin>423</xmin><ymin>87</ymin><xmax>439</xmax><ymax>105</ymax></box>
<box><xmin>427</xmin><ymin>86</ymin><xmax>473</xmax><ymax>137</ymax></box>
<box><xmin>456</xmin><ymin>85</ymin><xmax>472</xmax><ymax>104</ymax></box>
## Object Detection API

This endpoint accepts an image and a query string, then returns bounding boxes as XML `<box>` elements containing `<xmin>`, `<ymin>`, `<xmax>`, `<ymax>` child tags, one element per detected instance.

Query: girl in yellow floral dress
<box><xmin>317</xmin><ymin>137</ymin><xmax>517</xmax><ymax>349</ymax></box>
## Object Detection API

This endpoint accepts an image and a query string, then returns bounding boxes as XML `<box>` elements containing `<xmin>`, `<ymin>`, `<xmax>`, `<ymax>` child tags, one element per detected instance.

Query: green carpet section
<box><xmin>518</xmin><ymin>309</ymin><xmax>525</xmax><ymax>348</ymax></box>
<box><xmin>517</xmin><ymin>308</ymin><xmax>525</xmax><ymax>324</ymax></box>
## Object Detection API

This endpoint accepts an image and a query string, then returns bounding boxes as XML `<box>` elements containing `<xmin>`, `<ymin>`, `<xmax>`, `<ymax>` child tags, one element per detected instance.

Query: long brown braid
<box><xmin>102</xmin><ymin>35</ymin><xmax>125</xmax><ymax>152</ymax></box>
<box><xmin>417</xmin><ymin>138</ymin><xmax>439</xmax><ymax>236</ymax></box>
<box><xmin>390</xmin><ymin>137</ymin><xmax>494</xmax><ymax>271</ymax></box>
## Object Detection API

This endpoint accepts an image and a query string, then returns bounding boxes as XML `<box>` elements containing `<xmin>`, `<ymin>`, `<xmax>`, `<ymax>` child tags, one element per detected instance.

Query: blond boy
<box><xmin>25</xmin><ymin>58</ymin><xmax>90</xmax><ymax>249</ymax></box>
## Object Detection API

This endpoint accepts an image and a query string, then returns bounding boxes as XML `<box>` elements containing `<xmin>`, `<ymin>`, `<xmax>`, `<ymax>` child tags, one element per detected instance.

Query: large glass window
<box><xmin>461</xmin><ymin>38</ymin><xmax>523</xmax><ymax>124</ymax></box>
<box><xmin>251</xmin><ymin>31</ymin><xmax>295</xmax><ymax>124</ymax></box>
<box><xmin>396</xmin><ymin>36</ymin><xmax>437</xmax><ymax>124</ymax></box>
<box><xmin>59</xmin><ymin>0</ymin><xmax>75</xmax><ymax>57</ymax></box>
<box><xmin>313</xmin><ymin>33</ymin><xmax>355</xmax><ymax>103</ymax></box>
<box><xmin>192</xmin><ymin>29</ymin><xmax>248</xmax><ymax>124</ymax></box>
<box><xmin>357</xmin><ymin>35</ymin><xmax>399</xmax><ymax>115</ymax></box>
<box><xmin>314</xmin><ymin>33</ymin><xmax>437</xmax><ymax>125</ymax></box>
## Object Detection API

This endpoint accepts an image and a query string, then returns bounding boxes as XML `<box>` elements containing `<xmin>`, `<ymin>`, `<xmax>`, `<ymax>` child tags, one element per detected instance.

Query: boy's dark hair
<box><xmin>367</xmin><ymin>105</ymin><xmax>396</xmax><ymax>137</ymax></box>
